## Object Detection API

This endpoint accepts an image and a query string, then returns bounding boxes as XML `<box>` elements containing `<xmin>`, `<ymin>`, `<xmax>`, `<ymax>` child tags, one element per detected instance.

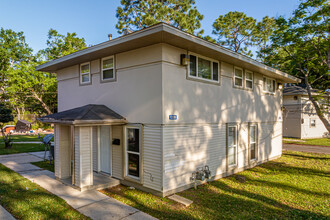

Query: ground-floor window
<box><xmin>249</xmin><ymin>124</ymin><xmax>257</xmax><ymax>161</ymax></box>
<box><xmin>227</xmin><ymin>125</ymin><xmax>237</xmax><ymax>167</ymax></box>
<box><xmin>125</xmin><ymin>126</ymin><xmax>140</xmax><ymax>179</ymax></box>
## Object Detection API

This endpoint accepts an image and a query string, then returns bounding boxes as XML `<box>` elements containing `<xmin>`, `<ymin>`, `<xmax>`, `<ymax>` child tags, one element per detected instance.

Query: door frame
<box><xmin>98</xmin><ymin>125</ymin><xmax>112</xmax><ymax>175</ymax></box>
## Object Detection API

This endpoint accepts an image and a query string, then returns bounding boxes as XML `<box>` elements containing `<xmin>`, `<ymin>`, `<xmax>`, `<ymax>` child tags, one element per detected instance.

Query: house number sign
<box><xmin>169</xmin><ymin>115</ymin><xmax>177</xmax><ymax>120</ymax></box>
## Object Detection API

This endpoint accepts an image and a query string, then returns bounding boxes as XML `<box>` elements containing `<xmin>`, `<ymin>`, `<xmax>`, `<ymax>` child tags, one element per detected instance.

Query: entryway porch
<box><xmin>38</xmin><ymin>104</ymin><xmax>127</xmax><ymax>191</ymax></box>
<box><xmin>61</xmin><ymin>171</ymin><xmax>120</xmax><ymax>191</ymax></box>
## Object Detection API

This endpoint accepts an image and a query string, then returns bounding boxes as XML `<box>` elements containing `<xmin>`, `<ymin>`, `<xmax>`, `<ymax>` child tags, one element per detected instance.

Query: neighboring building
<box><xmin>283</xmin><ymin>85</ymin><xmax>330</xmax><ymax>139</ymax></box>
<box><xmin>36</xmin><ymin>23</ymin><xmax>300</xmax><ymax>196</ymax></box>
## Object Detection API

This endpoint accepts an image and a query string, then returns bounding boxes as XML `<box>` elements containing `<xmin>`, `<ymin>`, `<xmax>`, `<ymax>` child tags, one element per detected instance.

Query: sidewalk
<box><xmin>0</xmin><ymin>152</ymin><xmax>156</xmax><ymax>220</ymax></box>
<box><xmin>283</xmin><ymin>143</ymin><xmax>330</xmax><ymax>154</ymax></box>
<box><xmin>0</xmin><ymin>205</ymin><xmax>15</xmax><ymax>220</ymax></box>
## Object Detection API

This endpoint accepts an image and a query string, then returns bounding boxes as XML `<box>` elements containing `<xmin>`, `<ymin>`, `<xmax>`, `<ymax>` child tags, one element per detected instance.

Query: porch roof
<box><xmin>38</xmin><ymin>104</ymin><xmax>127</xmax><ymax>125</ymax></box>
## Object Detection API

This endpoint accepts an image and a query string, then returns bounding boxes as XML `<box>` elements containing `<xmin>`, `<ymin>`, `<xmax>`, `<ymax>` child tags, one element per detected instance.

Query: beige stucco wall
<box><xmin>161</xmin><ymin>44</ymin><xmax>282</xmax><ymax>124</ymax></box>
<box><xmin>57</xmin><ymin>44</ymin><xmax>163</xmax><ymax>124</ymax></box>
<box><xmin>161</xmin><ymin>44</ymin><xmax>283</xmax><ymax>194</ymax></box>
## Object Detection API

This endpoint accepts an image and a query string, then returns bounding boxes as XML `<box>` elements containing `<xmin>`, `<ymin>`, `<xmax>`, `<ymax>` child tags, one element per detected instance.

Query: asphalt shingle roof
<box><xmin>38</xmin><ymin>104</ymin><xmax>126</xmax><ymax>124</ymax></box>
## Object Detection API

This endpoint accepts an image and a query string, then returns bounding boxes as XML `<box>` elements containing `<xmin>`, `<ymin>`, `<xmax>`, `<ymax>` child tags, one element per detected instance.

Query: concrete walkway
<box><xmin>283</xmin><ymin>144</ymin><xmax>330</xmax><ymax>154</ymax></box>
<box><xmin>0</xmin><ymin>152</ymin><xmax>156</xmax><ymax>220</ymax></box>
<box><xmin>0</xmin><ymin>205</ymin><xmax>15</xmax><ymax>220</ymax></box>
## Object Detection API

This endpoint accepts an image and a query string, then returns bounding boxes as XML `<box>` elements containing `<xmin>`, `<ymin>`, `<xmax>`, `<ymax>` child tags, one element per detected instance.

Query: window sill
<box><xmin>187</xmin><ymin>76</ymin><xmax>220</xmax><ymax>86</ymax></box>
<box><xmin>233</xmin><ymin>85</ymin><xmax>254</xmax><ymax>91</ymax></box>
<box><xmin>101</xmin><ymin>78</ymin><xmax>116</xmax><ymax>83</ymax></box>
<box><xmin>124</xmin><ymin>176</ymin><xmax>141</xmax><ymax>184</ymax></box>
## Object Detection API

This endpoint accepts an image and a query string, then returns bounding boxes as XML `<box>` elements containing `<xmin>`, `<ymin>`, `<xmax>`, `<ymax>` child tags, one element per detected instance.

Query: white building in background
<box><xmin>283</xmin><ymin>85</ymin><xmax>330</xmax><ymax>139</ymax></box>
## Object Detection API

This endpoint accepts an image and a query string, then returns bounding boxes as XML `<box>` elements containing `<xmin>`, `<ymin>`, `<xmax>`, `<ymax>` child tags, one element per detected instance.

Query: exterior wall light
<box><xmin>180</xmin><ymin>54</ymin><xmax>190</xmax><ymax>66</ymax></box>
<box><xmin>278</xmin><ymin>83</ymin><xmax>283</xmax><ymax>90</ymax></box>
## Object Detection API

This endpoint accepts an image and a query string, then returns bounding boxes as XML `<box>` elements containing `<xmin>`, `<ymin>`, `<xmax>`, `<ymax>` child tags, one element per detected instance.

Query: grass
<box><xmin>0</xmin><ymin>163</ymin><xmax>88</xmax><ymax>219</ymax></box>
<box><xmin>0</xmin><ymin>134</ymin><xmax>51</xmax><ymax>143</ymax></box>
<box><xmin>31</xmin><ymin>160</ymin><xmax>54</xmax><ymax>172</ymax></box>
<box><xmin>0</xmin><ymin>143</ymin><xmax>45</xmax><ymax>155</ymax></box>
<box><xmin>283</xmin><ymin>138</ymin><xmax>330</xmax><ymax>146</ymax></box>
<box><xmin>100</xmin><ymin>151</ymin><xmax>330</xmax><ymax>219</ymax></box>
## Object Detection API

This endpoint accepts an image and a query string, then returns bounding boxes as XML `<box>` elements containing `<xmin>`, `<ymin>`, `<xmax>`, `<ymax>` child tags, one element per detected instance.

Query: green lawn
<box><xmin>0</xmin><ymin>134</ymin><xmax>50</xmax><ymax>142</ymax></box>
<box><xmin>0</xmin><ymin>164</ymin><xmax>88</xmax><ymax>219</ymax></box>
<box><xmin>31</xmin><ymin>160</ymin><xmax>54</xmax><ymax>172</ymax></box>
<box><xmin>283</xmin><ymin>138</ymin><xmax>330</xmax><ymax>146</ymax></box>
<box><xmin>0</xmin><ymin>143</ymin><xmax>45</xmax><ymax>155</ymax></box>
<box><xmin>101</xmin><ymin>151</ymin><xmax>330</xmax><ymax>219</ymax></box>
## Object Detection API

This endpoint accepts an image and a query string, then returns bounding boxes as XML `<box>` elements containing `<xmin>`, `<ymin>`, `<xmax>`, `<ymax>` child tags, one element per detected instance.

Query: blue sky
<box><xmin>1</xmin><ymin>0</ymin><xmax>300</xmax><ymax>53</ymax></box>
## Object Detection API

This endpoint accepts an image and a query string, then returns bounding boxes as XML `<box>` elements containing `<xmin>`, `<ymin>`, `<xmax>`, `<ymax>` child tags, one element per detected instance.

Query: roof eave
<box><xmin>37</xmin><ymin>118</ymin><xmax>127</xmax><ymax>125</ymax></box>
<box><xmin>35</xmin><ymin>23</ymin><xmax>300</xmax><ymax>83</ymax></box>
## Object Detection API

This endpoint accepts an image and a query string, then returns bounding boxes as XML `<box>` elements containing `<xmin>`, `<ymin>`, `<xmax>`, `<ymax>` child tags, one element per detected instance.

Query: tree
<box><xmin>41</xmin><ymin>29</ymin><xmax>87</xmax><ymax>61</ymax></box>
<box><xmin>0</xmin><ymin>28</ymin><xmax>32</xmax><ymax>96</ymax></box>
<box><xmin>0</xmin><ymin>103</ymin><xmax>14</xmax><ymax>149</ymax></box>
<box><xmin>6</xmin><ymin>59</ymin><xmax>57</xmax><ymax>115</ymax></box>
<box><xmin>212</xmin><ymin>11</ymin><xmax>257</xmax><ymax>57</ymax></box>
<box><xmin>266</xmin><ymin>0</ymin><xmax>330</xmax><ymax>132</ymax></box>
<box><xmin>255</xmin><ymin>16</ymin><xmax>277</xmax><ymax>62</ymax></box>
<box><xmin>116</xmin><ymin>0</ymin><xmax>204</xmax><ymax>35</ymax></box>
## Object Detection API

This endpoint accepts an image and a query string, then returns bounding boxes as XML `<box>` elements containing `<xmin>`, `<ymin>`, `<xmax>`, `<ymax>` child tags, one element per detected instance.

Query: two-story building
<box><xmin>36</xmin><ymin>23</ymin><xmax>300</xmax><ymax>196</ymax></box>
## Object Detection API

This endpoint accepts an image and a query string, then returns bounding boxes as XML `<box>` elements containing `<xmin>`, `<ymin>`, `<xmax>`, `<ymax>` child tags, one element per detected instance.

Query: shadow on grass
<box><xmin>284</xmin><ymin>151</ymin><xmax>330</xmax><ymax>160</ymax></box>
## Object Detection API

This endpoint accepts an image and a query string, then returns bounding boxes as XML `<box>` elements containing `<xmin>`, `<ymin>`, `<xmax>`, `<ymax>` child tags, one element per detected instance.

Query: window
<box><xmin>126</xmin><ymin>127</ymin><xmax>140</xmax><ymax>179</ymax></box>
<box><xmin>101</xmin><ymin>56</ymin><xmax>115</xmax><ymax>81</ymax></box>
<box><xmin>227</xmin><ymin>125</ymin><xmax>237</xmax><ymax>167</ymax></box>
<box><xmin>245</xmin><ymin>70</ymin><xmax>253</xmax><ymax>89</ymax></box>
<box><xmin>263</xmin><ymin>77</ymin><xmax>276</xmax><ymax>93</ymax></box>
<box><xmin>80</xmin><ymin>62</ymin><xmax>90</xmax><ymax>84</ymax></box>
<box><xmin>249</xmin><ymin>125</ymin><xmax>257</xmax><ymax>160</ymax></box>
<box><xmin>189</xmin><ymin>54</ymin><xmax>219</xmax><ymax>82</ymax></box>
<box><xmin>234</xmin><ymin>67</ymin><xmax>243</xmax><ymax>87</ymax></box>
<box><xmin>310</xmin><ymin>119</ymin><xmax>316</xmax><ymax>127</ymax></box>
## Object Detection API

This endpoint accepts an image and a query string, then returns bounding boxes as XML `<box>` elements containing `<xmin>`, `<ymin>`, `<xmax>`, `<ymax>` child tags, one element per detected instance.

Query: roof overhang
<box><xmin>38</xmin><ymin>118</ymin><xmax>127</xmax><ymax>125</ymax></box>
<box><xmin>36</xmin><ymin>23</ymin><xmax>300</xmax><ymax>83</ymax></box>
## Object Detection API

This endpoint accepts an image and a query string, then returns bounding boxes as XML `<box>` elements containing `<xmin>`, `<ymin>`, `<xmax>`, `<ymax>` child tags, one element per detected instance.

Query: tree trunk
<box><xmin>305</xmin><ymin>76</ymin><xmax>330</xmax><ymax>133</ymax></box>
<box><xmin>30</xmin><ymin>90</ymin><xmax>52</xmax><ymax>115</ymax></box>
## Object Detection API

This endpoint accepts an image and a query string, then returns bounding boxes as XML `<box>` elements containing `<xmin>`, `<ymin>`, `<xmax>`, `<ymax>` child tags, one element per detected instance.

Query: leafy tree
<box><xmin>6</xmin><ymin>59</ymin><xmax>57</xmax><ymax>115</ymax></box>
<box><xmin>266</xmin><ymin>0</ymin><xmax>330</xmax><ymax>132</ymax></box>
<box><xmin>255</xmin><ymin>16</ymin><xmax>277</xmax><ymax>62</ymax></box>
<box><xmin>41</xmin><ymin>29</ymin><xmax>87</xmax><ymax>61</ymax></box>
<box><xmin>116</xmin><ymin>0</ymin><xmax>204</xmax><ymax>35</ymax></box>
<box><xmin>0</xmin><ymin>28</ymin><xmax>32</xmax><ymax>96</ymax></box>
<box><xmin>0</xmin><ymin>103</ymin><xmax>14</xmax><ymax>149</ymax></box>
<box><xmin>212</xmin><ymin>11</ymin><xmax>257</xmax><ymax>57</ymax></box>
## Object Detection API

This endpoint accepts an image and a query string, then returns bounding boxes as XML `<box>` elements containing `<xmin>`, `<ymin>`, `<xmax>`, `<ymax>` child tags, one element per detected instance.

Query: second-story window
<box><xmin>263</xmin><ymin>77</ymin><xmax>276</xmax><ymax>93</ymax></box>
<box><xmin>234</xmin><ymin>67</ymin><xmax>243</xmax><ymax>87</ymax></box>
<box><xmin>245</xmin><ymin>70</ymin><xmax>253</xmax><ymax>89</ymax></box>
<box><xmin>189</xmin><ymin>54</ymin><xmax>219</xmax><ymax>83</ymax></box>
<box><xmin>80</xmin><ymin>62</ymin><xmax>90</xmax><ymax>84</ymax></box>
<box><xmin>101</xmin><ymin>56</ymin><xmax>115</xmax><ymax>81</ymax></box>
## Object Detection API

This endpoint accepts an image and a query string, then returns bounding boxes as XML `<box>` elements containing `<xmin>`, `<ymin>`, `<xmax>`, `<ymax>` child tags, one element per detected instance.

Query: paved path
<box><xmin>283</xmin><ymin>144</ymin><xmax>330</xmax><ymax>154</ymax></box>
<box><xmin>0</xmin><ymin>205</ymin><xmax>15</xmax><ymax>220</ymax></box>
<box><xmin>0</xmin><ymin>152</ymin><xmax>156</xmax><ymax>220</ymax></box>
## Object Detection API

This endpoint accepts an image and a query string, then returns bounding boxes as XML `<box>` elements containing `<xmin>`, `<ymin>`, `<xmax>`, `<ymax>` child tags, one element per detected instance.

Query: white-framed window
<box><xmin>310</xmin><ymin>119</ymin><xmax>316</xmax><ymax>127</ymax></box>
<box><xmin>80</xmin><ymin>62</ymin><xmax>91</xmax><ymax>84</ymax></box>
<box><xmin>234</xmin><ymin>67</ymin><xmax>243</xmax><ymax>87</ymax></box>
<box><xmin>245</xmin><ymin>70</ymin><xmax>253</xmax><ymax>89</ymax></box>
<box><xmin>227</xmin><ymin>125</ymin><xmax>237</xmax><ymax>167</ymax></box>
<box><xmin>263</xmin><ymin>77</ymin><xmax>276</xmax><ymax>93</ymax></box>
<box><xmin>101</xmin><ymin>56</ymin><xmax>115</xmax><ymax>81</ymax></box>
<box><xmin>125</xmin><ymin>126</ymin><xmax>141</xmax><ymax>179</ymax></box>
<box><xmin>249</xmin><ymin>124</ymin><xmax>257</xmax><ymax>161</ymax></box>
<box><xmin>188</xmin><ymin>53</ymin><xmax>219</xmax><ymax>83</ymax></box>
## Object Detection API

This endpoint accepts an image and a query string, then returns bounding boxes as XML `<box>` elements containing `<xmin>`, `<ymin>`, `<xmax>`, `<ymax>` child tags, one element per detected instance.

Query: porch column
<box><xmin>74</xmin><ymin>126</ymin><xmax>93</xmax><ymax>189</ymax></box>
<box><xmin>54</xmin><ymin>125</ymin><xmax>71</xmax><ymax>179</ymax></box>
